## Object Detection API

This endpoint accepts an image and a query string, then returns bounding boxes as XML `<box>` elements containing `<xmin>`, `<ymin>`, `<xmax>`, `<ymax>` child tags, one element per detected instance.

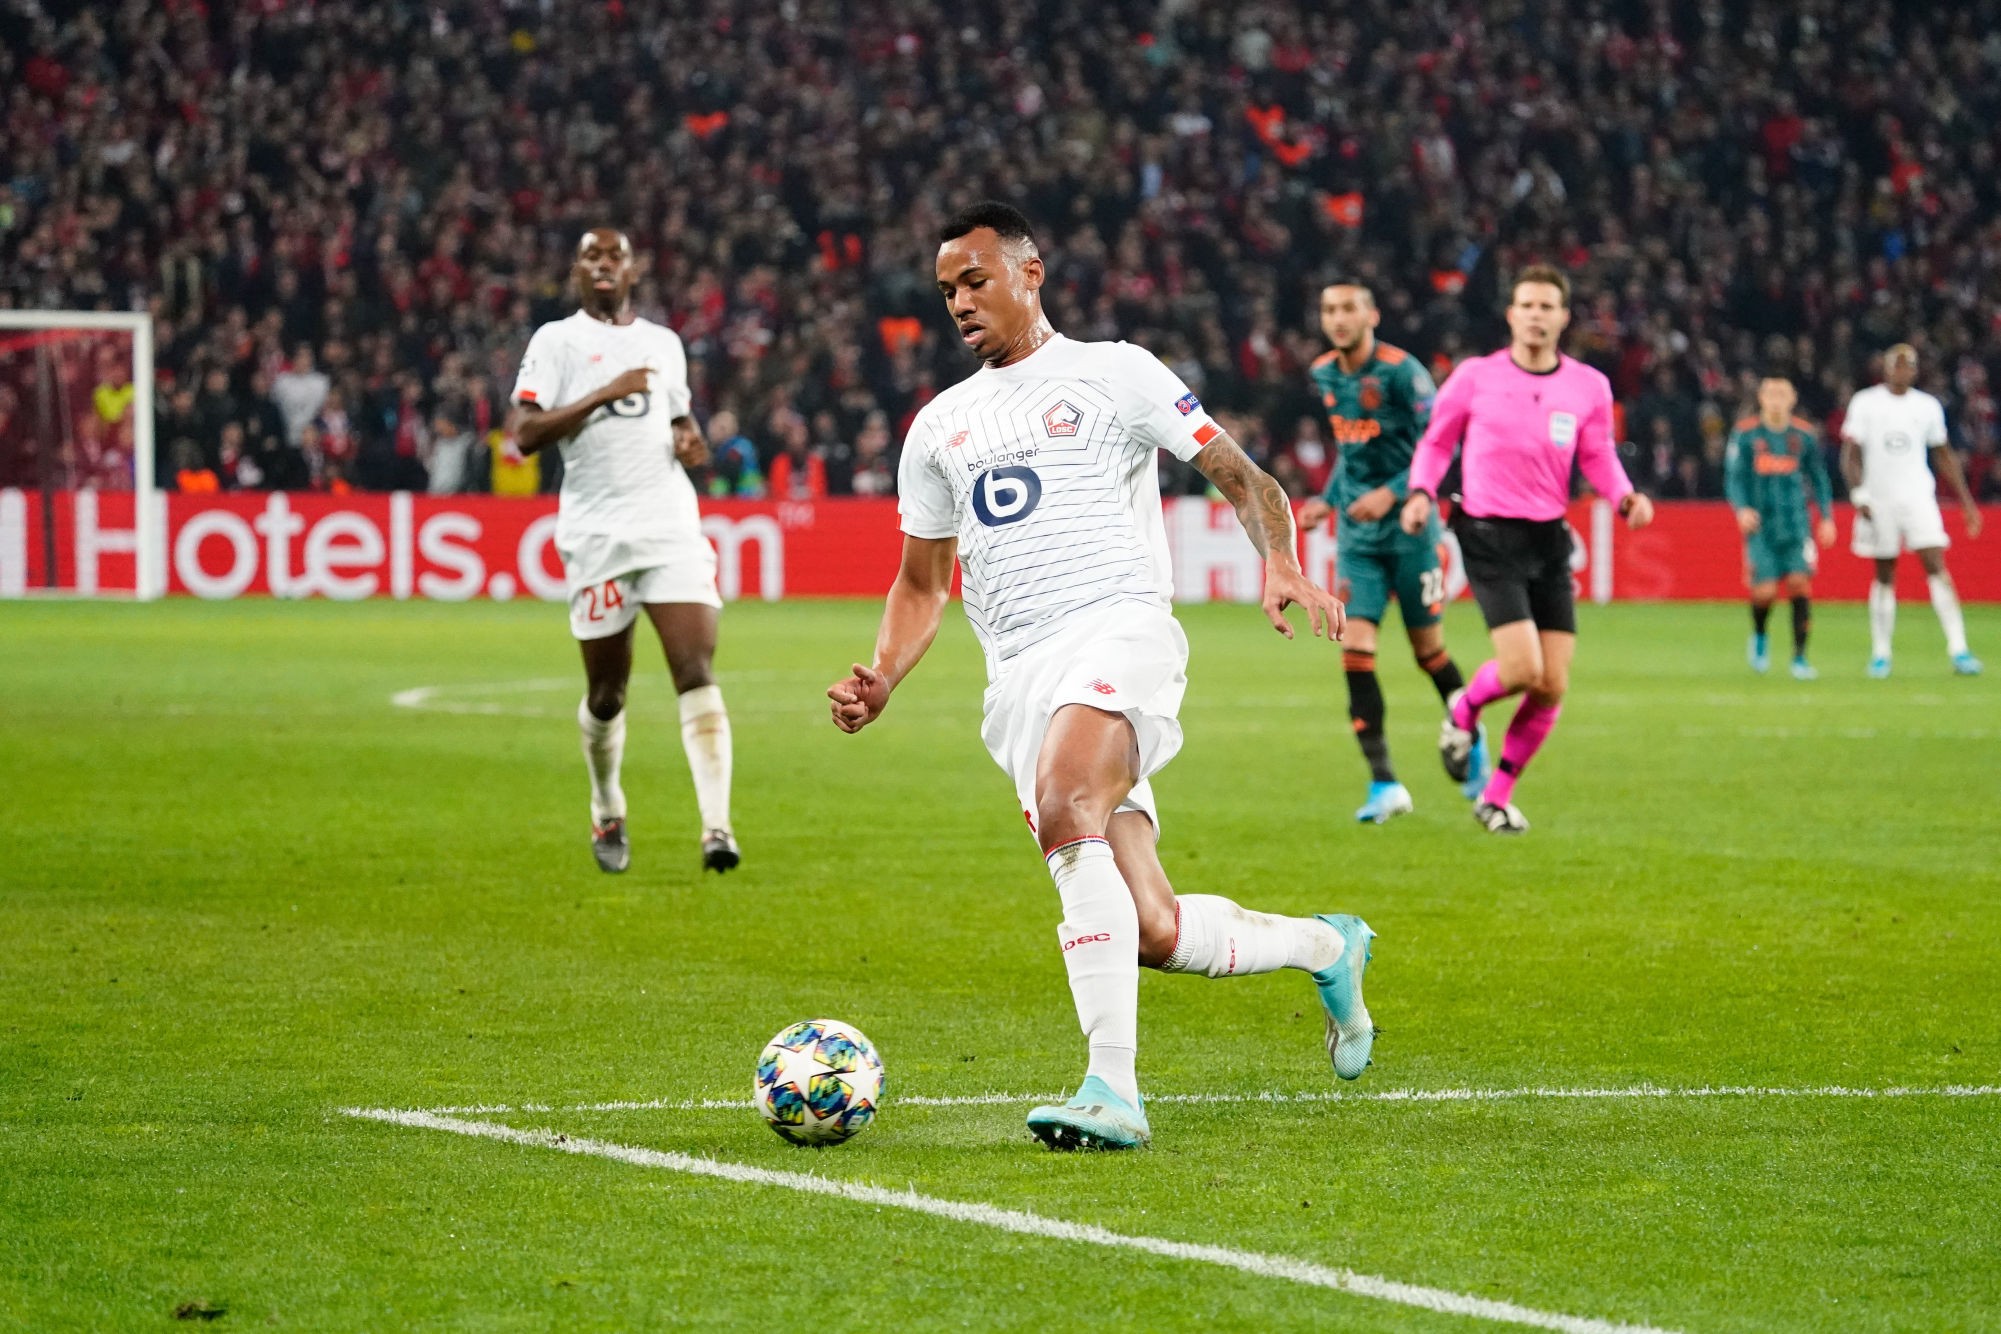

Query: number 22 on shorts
<box><xmin>1419</xmin><ymin>567</ymin><xmax>1446</xmax><ymax>610</ymax></box>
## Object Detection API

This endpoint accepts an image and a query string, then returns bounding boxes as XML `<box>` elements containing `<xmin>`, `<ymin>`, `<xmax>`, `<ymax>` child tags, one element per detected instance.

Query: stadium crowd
<box><xmin>3</xmin><ymin>0</ymin><xmax>2000</xmax><ymax>502</ymax></box>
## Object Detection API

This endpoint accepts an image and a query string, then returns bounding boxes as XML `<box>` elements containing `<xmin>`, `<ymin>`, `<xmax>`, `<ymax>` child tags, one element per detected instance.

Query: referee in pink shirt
<box><xmin>1400</xmin><ymin>266</ymin><xmax>1654</xmax><ymax>833</ymax></box>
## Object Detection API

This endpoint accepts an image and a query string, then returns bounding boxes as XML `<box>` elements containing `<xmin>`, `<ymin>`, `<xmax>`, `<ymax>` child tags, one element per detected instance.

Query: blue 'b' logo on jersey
<box><xmin>971</xmin><ymin>465</ymin><xmax>1043</xmax><ymax>526</ymax></box>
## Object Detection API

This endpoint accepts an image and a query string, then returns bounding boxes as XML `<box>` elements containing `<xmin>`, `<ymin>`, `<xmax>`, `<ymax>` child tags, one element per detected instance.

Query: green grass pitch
<box><xmin>2</xmin><ymin>596</ymin><xmax>1996</xmax><ymax>1332</ymax></box>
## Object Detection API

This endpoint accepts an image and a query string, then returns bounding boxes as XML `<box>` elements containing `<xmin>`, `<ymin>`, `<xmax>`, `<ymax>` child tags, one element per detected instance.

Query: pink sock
<box><xmin>1481</xmin><ymin>695</ymin><xmax>1562</xmax><ymax>807</ymax></box>
<box><xmin>1454</xmin><ymin>660</ymin><xmax>1509</xmax><ymax>729</ymax></box>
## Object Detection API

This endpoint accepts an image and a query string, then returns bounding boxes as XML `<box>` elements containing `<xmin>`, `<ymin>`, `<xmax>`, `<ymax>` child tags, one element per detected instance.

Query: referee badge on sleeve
<box><xmin>1548</xmin><ymin>411</ymin><xmax>1578</xmax><ymax>447</ymax></box>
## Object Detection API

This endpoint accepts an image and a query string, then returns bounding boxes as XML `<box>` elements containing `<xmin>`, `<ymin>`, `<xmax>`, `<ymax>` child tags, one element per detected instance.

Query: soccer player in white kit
<box><xmin>510</xmin><ymin>228</ymin><xmax>741</xmax><ymax>873</ymax></box>
<box><xmin>826</xmin><ymin>203</ymin><xmax>1377</xmax><ymax>1151</ymax></box>
<box><xmin>1840</xmin><ymin>344</ymin><xmax>1983</xmax><ymax>677</ymax></box>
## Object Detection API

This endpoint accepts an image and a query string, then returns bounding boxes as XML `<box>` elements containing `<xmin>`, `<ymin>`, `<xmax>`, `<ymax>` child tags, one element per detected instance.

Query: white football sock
<box><xmin>1868</xmin><ymin>581</ymin><xmax>1896</xmax><ymax>660</ymax></box>
<box><xmin>1160</xmin><ymin>894</ymin><xmax>1343</xmax><ymax>978</ymax></box>
<box><xmin>577</xmin><ymin>698</ymin><xmax>626</xmax><ymax>822</ymax></box>
<box><xmin>1045</xmin><ymin>837</ymin><xmax>1140</xmax><ymax>1107</ymax></box>
<box><xmin>678</xmin><ymin>684</ymin><xmax>733</xmax><ymax>834</ymax></box>
<box><xmin>1927</xmin><ymin>574</ymin><xmax>1969</xmax><ymax>656</ymax></box>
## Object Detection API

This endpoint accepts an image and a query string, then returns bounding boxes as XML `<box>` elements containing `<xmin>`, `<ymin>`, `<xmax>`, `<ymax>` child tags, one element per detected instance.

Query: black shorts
<box><xmin>1451</xmin><ymin>512</ymin><xmax>1578</xmax><ymax>633</ymax></box>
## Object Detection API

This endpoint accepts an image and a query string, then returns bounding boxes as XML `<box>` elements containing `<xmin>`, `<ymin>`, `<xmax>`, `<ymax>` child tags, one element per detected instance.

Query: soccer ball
<box><xmin>754</xmin><ymin>1019</ymin><xmax>885</xmax><ymax>1146</ymax></box>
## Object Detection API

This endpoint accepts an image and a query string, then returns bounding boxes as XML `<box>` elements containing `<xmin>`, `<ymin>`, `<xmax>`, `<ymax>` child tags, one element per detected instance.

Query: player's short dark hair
<box><xmin>1322</xmin><ymin>278</ymin><xmax>1376</xmax><ymax>306</ymax></box>
<box><xmin>1512</xmin><ymin>264</ymin><xmax>1571</xmax><ymax>307</ymax></box>
<box><xmin>1758</xmin><ymin>370</ymin><xmax>1795</xmax><ymax>385</ymax></box>
<box><xmin>939</xmin><ymin>201</ymin><xmax>1037</xmax><ymax>249</ymax></box>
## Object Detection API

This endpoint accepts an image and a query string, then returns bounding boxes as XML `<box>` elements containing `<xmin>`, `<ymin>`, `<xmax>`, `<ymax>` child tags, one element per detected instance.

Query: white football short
<box><xmin>562</xmin><ymin>532</ymin><xmax>721</xmax><ymax>640</ymax></box>
<box><xmin>1852</xmin><ymin>496</ymin><xmax>1949</xmax><ymax>559</ymax></box>
<box><xmin>979</xmin><ymin>600</ymin><xmax>1189</xmax><ymax>841</ymax></box>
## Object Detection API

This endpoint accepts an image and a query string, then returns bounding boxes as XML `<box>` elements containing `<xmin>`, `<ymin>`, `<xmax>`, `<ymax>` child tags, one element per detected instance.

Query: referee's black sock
<box><xmin>1343</xmin><ymin>650</ymin><xmax>1395</xmax><ymax>783</ymax></box>
<box><xmin>1417</xmin><ymin>647</ymin><xmax>1464</xmax><ymax>704</ymax></box>
<box><xmin>1791</xmin><ymin>595</ymin><xmax>1811</xmax><ymax>658</ymax></box>
<box><xmin>1751</xmin><ymin>600</ymin><xmax>1772</xmax><ymax>636</ymax></box>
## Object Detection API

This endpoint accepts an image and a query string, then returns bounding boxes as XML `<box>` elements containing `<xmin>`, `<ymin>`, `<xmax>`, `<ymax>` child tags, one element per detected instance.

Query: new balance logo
<box><xmin>1085</xmin><ymin>679</ymin><xmax>1115</xmax><ymax>695</ymax></box>
<box><xmin>1063</xmin><ymin>932</ymin><xmax>1113</xmax><ymax>951</ymax></box>
<box><xmin>946</xmin><ymin>430</ymin><xmax>970</xmax><ymax>449</ymax></box>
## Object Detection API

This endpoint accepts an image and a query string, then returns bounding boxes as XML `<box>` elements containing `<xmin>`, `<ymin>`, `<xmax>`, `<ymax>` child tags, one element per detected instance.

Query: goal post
<box><xmin>0</xmin><ymin>310</ymin><xmax>162</xmax><ymax>599</ymax></box>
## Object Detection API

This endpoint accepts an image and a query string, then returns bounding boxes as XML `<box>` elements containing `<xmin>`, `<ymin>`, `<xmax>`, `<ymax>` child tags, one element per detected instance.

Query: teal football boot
<box><xmin>1355</xmin><ymin>780</ymin><xmax>1414</xmax><ymax>824</ymax></box>
<box><xmin>1026</xmin><ymin>1075</ymin><xmax>1150</xmax><ymax>1151</ymax></box>
<box><xmin>1312</xmin><ymin>914</ymin><xmax>1377</xmax><ymax>1080</ymax></box>
<box><xmin>1461</xmin><ymin>723</ymin><xmax>1491</xmax><ymax>801</ymax></box>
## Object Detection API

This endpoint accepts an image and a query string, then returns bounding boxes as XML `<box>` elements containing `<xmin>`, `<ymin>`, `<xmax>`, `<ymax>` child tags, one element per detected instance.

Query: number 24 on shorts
<box><xmin>580</xmin><ymin>579</ymin><xmax>626</xmax><ymax>622</ymax></box>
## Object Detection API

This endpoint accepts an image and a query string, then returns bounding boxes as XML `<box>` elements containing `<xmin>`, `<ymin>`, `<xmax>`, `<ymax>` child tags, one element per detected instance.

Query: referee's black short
<box><xmin>1451</xmin><ymin>511</ymin><xmax>1578</xmax><ymax>633</ymax></box>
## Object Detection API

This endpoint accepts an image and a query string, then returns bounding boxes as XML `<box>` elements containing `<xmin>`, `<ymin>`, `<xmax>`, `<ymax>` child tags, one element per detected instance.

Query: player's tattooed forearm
<box><xmin>1195</xmin><ymin>436</ymin><xmax>1292</xmax><ymax>559</ymax></box>
<box><xmin>1245</xmin><ymin>471</ymin><xmax>1295</xmax><ymax>557</ymax></box>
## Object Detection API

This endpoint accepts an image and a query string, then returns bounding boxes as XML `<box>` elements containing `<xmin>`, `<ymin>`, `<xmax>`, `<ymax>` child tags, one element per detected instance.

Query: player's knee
<box><xmin>1034</xmin><ymin>789</ymin><xmax>1107</xmax><ymax>854</ymax></box>
<box><xmin>586</xmin><ymin>683</ymin><xmax>626</xmax><ymax>719</ymax></box>
<box><xmin>1496</xmin><ymin>655</ymin><xmax>1541</xmax><ymax>691</ymax></box>
<box><xmin>669</xmin><ymin>659</ymin><xmax>715</xmax><ymax>694</ymax></box>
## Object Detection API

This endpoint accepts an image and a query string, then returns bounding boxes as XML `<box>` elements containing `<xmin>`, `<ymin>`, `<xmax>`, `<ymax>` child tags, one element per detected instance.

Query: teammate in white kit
<box><xmin>1840</xmin><ymin>344</ymin><xmax>1983</xmax><ymax>677</ymax></box>
<box><xmin>826</xmin><ymin>203</ymin><xmax>1377</xmax><ymax>1151</ymax></box>
<box><xmin>510</xmin><ymin>228</ymin><xmax>740</xmax><ymax>873</ymax></box>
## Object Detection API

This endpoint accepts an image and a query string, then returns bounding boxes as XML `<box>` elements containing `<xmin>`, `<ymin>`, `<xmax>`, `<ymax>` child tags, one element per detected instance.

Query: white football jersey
<box><xmin>1842</xmin><ymin>384</ymin><xmax>1948</xmax><ymax>504</ymax></box>
<box><xmin>897</xmin><ymin>334</ymin><xmax>1221</xmax><ymax>673</ymax></box>
<box><xmin>512</xmin><ymin>311</ymin><xmax>700</xmax><ymax>553</ymax></box>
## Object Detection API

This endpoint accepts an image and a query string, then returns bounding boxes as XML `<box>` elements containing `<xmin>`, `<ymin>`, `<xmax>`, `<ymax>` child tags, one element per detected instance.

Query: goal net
<box><xmin>0</xmin><ymin>311</ymin><xmax>162</xmax><ymax>598</ymax></box>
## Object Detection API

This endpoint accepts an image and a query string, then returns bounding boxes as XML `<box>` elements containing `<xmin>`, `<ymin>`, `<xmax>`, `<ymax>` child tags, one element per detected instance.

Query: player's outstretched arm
<box><xmin>1724</xmin><ymin>432</ymin><xmax>1758</xmax><ymax>533</ymax></box>
<box><xmin>828</xmin><ymin>535</ymin><xmax>958</xmax><ymax>732</ymax></box>
<box><xmin>1803</xmin><ymin>433</ymin><xmax>1838</xmax><ymax>544</ymax></box>
<box><xmin>1839</xmin><ymin>435</ymin><xmax>1869</xmax><ymax>517</ymax></box>
<box><xmin>510</xmin><ymin>366</ymin><xmax>654</xmax><ymax>455</ymax></box>
<box><xmin>1930</xmin><ymin>444</ymin><xmax>1983</xmax><ymax>539</ymax></box>
<box><xmin>1193</xmin><ymin>433</ymin><xmax>1344</xmax><ymax>642</ymax></box>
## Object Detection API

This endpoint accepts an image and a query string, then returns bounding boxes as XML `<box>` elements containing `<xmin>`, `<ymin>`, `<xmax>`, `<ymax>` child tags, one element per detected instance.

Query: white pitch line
<box><xmin>389</xmin><ymin>678</ymin><xmax>576</xmax><ymax>717</ymax></box>
<box><xmin>345</xmin><ymin>1107</ymin><xmax>1677</xmax><ymax>1334</ymax></box>
<box><xmin>406</xmin><ymin>1083</ymin><xmax>2001</xmax><ymax>1116</ymax></box>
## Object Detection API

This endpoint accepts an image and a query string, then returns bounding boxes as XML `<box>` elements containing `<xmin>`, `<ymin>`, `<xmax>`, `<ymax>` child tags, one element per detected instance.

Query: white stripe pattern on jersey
<box><xmin>907</xmin><ymin>339</ymin><xmax>1189</xmax><ymax>672</ymax></box>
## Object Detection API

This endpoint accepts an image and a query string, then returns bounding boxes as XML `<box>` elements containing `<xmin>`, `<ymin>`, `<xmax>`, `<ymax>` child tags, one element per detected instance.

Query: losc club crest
<box><xmin>1042</xmin><ymin>400</ymin><xmax>1083</xmax><ymax>437</ymax></box>
<box><xmin>1358</xmin><ymin>377</ymin><xmax>1383</xmax><ymax>411</ymax></box>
